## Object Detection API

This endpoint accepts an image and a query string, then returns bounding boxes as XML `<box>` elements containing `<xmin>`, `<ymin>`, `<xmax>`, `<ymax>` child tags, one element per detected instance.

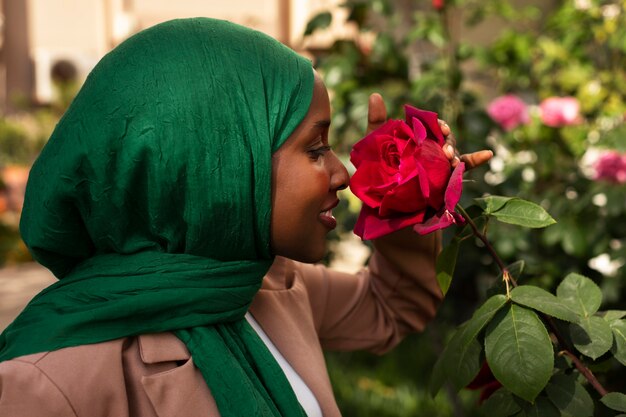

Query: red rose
<box><xmin>350</xmin><ymin>105</ymin><xmax>465</xmax><ymax>240</ymax></box>
<box><xmin>466</xmin><ymin>361</ymin><xmax>502</xmax><ymax>404</ymax></box>
<box><xmin>433</xmin><ymin>0</ymin><xmax>445</xmax><ymax>10</ymax></box>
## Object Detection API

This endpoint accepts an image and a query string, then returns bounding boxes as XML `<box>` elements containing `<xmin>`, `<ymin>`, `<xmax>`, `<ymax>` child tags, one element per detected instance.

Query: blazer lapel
<box><xmin>138</xmin><ymin>333</ymin><xmax>220</xmax><ymax>417</ymax></box>
<box><xmin>250</xmin><ymin>259</ymin><xmax>342</xmax><ymax>417</ymax></box>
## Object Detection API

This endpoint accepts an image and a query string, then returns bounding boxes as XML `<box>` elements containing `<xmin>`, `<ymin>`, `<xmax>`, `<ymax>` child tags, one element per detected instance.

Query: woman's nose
<box><xmin>329</xmin><ymin>152</ymin><xmax>349</xmax><ymax>191</ymax></box>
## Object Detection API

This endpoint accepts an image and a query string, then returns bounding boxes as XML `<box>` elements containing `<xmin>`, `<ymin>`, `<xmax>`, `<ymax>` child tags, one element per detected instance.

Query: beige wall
<box><xmin>132</xmin><ymin>0</ymin><xmax>280</xmax><ymax>38</ymax></box>
<box><xmin>2</xmin><ymin>0</ymin><xmax>338</xmax><ymax>109</ymax></box>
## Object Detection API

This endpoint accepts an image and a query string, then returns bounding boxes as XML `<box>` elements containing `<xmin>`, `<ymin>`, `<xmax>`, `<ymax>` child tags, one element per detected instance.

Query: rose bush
<box><xmin>487</xmin><ymin>94</ymin><xmax>530</xmax><ymax>131</ymax></box>
<box><xmin>593</xmin><ymin>150</ymin><xmax>626</xmax><ymax>184</ymax></box>
<box><xmin>539</xmin><ymin>96</ymin><xmax>581</xmax><ymax>127</ymax></box>
<box><xmin>350</xmin><ymin>105</ymin><xmax>465</xmax><ymax>240</ymax></box>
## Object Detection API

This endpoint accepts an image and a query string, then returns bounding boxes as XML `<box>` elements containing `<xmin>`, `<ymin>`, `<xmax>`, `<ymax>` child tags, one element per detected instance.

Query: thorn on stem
<box><xmin>503</xmin><ymin>270</ymin><xmax>511</xmax><ymax>299</ymax></box>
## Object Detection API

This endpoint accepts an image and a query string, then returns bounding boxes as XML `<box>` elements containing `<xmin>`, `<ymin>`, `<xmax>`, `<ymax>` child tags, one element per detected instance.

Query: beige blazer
<box><xmin>0</xmin><ymin>232</ymin><xmax>442</xmax><ymax>416</ymax></box>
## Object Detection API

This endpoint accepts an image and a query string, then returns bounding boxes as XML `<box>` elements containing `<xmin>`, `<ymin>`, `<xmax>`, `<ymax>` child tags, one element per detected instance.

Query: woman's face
<box><xmin>270</xmin><ymin>72</ymin><xmax>349</xmax><ymax>263</ymax></box>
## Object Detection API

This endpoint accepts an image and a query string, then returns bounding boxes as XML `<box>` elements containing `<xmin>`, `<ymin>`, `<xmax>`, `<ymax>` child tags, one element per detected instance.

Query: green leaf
<box><xmin>303</xmin><ymin>12</ymin><xmax>332</xmax><ymax>36</ymax></box>
<box><xmin>602</xmin><ymin>310</ymin><xmax>626</xmax><ymax>322</ymax></box>
<box><xmin>556</xmin><ymin>273</ymin><xmax>602</xmax><ymax>317</ymax></box>
<box><xmin>481</xmin><ymin>388</ymin><xmax>521</xmax><ymax>417</ymax></box>
<box><xmin>446</xmin><ymin>335</ymin><xmax>483</xmax><ymax>392</ymax></box>
<box><xmin>511</xmin><ymin>285</ymin><xmax>579</xmax><ymax>323</ymax></box>
<box><xmin>445</xmin><ymin>294</ymin><xmax>508</xmax><ymax>390</ymax></box>
<box><xmin>521</xmin><ymin>397</ymin><xmax>560</xmax><ymax>417</ymax></box>
<box><xmin>435</xmin><ymin>237</ymin><xmax>460</xmax><ymax>296</ymax></box>
<box><xmin>601</xmin><ymin>392</ymin><xmax>626</xmax><ymax>412</ymax></box>
<box><xmin>545</xmin><ymin>374</ymin><xmax>594</xmax><ymax>417</ymax></box>
<box><xmin>475</xmin><ymin>196</ymin><xmax>515</xmax><ymax>214</ymax></box>
<box><xmin>488</xmin><ymin>199</ymin><xmax>557</xmax><ymax>228</ymax></box>
<box><xmin>485</xmin><ymin>304</ymin><xmax>554</xmax><ymax>402</ymax></box>
<box><xmin>429</xmin><ymin>339</ymin><xmax>450</xmax><ymax>398</ymax></box>
<box><xmin>610</xmin><ymin>319</ymin><xmax>626</xmax><ymax>366</ymax></box>
<box><xmin>570</xmin><ymin>316</ymin><xmax>613</xmax><ymax>360</ymax></box>
<box><xmin>475</xmin><ymin>196</ymin><xmax>556</xmax><ymax>228</ymax></box>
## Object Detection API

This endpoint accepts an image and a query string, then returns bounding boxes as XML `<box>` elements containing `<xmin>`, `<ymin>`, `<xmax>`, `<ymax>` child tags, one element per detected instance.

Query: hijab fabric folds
<box><xmin>0</xmin><ymin>18</ymin><xmax>313</xmax><ymax>416</ymax></box>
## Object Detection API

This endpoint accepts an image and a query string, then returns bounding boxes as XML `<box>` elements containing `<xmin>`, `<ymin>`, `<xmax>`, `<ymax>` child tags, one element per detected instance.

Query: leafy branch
<box><xmin>456</xmin><ymin>201</ymin><xmax>609</xmax><ymax>398</ymax></box>
<box><xmin>431</xmin><ymin>196</ymin><xmax>626</xmax><ymax>416</ymax></box>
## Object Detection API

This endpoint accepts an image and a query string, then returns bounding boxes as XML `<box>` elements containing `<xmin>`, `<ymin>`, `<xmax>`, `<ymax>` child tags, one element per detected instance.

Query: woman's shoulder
<box><xmin>0</xmin><ymin>333</ymin><xmax>199</xmax><ymax>417</ymax></box>
<box><xmin>0</xmin><ymin>337</ymin><xmax>133</xmax><ymax>416</ymax></box>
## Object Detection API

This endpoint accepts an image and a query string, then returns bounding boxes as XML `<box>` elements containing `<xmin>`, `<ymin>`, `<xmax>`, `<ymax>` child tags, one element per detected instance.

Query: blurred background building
<box><xmin>0</xmin><ymin>0</ymin><xmax>359</xmax><ymax>112</ymax></box>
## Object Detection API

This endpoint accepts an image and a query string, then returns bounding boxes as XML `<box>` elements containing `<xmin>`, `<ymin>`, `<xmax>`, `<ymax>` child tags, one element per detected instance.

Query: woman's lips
<box><xmin>319</xmin><ymin>208</ymin><xmax>337</xmax><ymax>229</ymax></box>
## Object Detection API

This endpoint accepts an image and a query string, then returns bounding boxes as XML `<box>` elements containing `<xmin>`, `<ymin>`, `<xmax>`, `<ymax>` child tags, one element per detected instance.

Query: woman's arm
<box><xmin>296</xmin><ymin>230</ymin><xmax>442</xmax><ymax>354</ymax></box>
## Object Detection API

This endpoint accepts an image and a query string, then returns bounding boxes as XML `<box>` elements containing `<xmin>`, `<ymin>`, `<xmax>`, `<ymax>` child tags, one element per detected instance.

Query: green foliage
<box><xmin>475</xmin><ymin>196</ymin><xmax>556</xmax><ymax>228</ymax></box>
<box><xmin>0</xmin><ymin>103</ymin><xmax>61</xmax><ymax>266</ymax></box>
<box><xmin>570</xmin><ymin>316</ymin><xmax>613</xmax><ymax>360</ymax></box>
<box><xmin>435</xmin><ymin>236</ymin><xmax>460</xmax><ymax>295</ymax></box>
<box><xmin>510</xmin><ymin>285</ymin><xmax>579</xmax><ymax>323</ymax></box>
<box><xmin>601</xmin><ymin>392</ymin><xmax>626</xmax><ymax>413</ymax></box>
<box><xmin>611</xmin><ymin>319</ymin><xmax>626</xmax><ymax>366</ymax></box>
<box><xmin>485</xmin><ymin>304</ymin><xmax>553</xmax><ymax>402</ymax></box>
<box><xmin>545</xmin><ymin>374</ymin><xmax>594</xmax><ymax>417</ymax></box>
<box><xmin>481</xmin><ymin>388</ymin><xmax>521</xmax><ymax>416</ymax></box>
<box><xmin>432</xmin><ymin>199</ymin><xmax>626</xmax><ymax>414</ymax></box>
<box><xmin>556</xmin><ymin>273</ymin><xmax>603</xmax><ymax>317</ymax></box>
<box><xmin>0</xmin><ymin>119</ymin><xmax>34</xmax><ymax>166</ymax></box>
<box><xmin>305</xmin><ymin>0</ymin><xmax>626</xmax><ymax>414</ymax></box>
<box><xmin>304</xmin><ymin>12</ymin><xmax>332</xmax><ymax>36</ymax></box>
<box><xmin>431</xmin><ymin>294</ymin><xmax>507</xmax><ymax>395</ymax></box>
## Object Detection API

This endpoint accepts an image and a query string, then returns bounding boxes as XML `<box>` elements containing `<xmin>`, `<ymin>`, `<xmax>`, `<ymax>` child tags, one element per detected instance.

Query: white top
<box><xmin>245</xmin><ymin>313</ymin><xmax>323</xmax><ymax>417</ymax></box>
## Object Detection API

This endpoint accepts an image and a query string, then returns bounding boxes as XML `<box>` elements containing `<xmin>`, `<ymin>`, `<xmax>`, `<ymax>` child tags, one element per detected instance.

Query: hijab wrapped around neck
<box><xmin>0</xmin><ymin>18</ymin><xmax>313</xmax><ymax>416</ymax></box>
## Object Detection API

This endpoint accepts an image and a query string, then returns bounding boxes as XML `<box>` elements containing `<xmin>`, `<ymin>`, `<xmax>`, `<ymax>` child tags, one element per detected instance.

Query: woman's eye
<box><xmin>308</xmin><ymin>145</ymin><xmax>332</xmax><ymax>160</ymax></box>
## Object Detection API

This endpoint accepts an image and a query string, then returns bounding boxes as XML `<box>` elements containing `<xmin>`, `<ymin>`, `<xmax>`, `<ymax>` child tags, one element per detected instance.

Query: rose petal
<box><xmin>355</xmin><ymin>205</ymin><xmax>426</xmax><ymax>240</ymax></box>
<box><xmin>444</xmin><ymin>162</ymin><xmax>465</xmax><ymax>211</ymax></box>
<box><xmin>418</xmin><ymin>141</ymin><xmax>450</xmax><ymax>208</ymax></box>
<box><xmin>411</xmin><ymin>117</ymin><xmax>427</xmax><ymax>146</ymax></box>
<box><xmin>350</xmin><ymin>121</ymin><xmax>413</xmax><ymax>166</ymax></box>
<box><xmin>413</xmin><ymin>210</ymin><xmax>456</xmax><ymax>235</ymax></box>
<box><xmin>404</xmin><ymin>105</ymin><xmax>445</xmax><ymax>145</ymax></box>
<box><xmin>350</xmin><ymin>162</ymin><xmax>398</xmax><ymax>208</ymax></box>
<box><xmin>379</xmin><ymin>176</ymin><xmax>428</xmax><ymax>216</ymax></box>
<box><xmin>415</xmin><ymin>162</ymin><xmax>430</xmax><ymax>199</ymax></box>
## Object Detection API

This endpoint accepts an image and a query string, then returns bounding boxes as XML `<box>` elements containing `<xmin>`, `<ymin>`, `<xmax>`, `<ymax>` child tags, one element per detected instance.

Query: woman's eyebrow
<box><xmin>314</xmin><ymin>120</ymin><xmax>331</xmax><ymax>129</ymax></box>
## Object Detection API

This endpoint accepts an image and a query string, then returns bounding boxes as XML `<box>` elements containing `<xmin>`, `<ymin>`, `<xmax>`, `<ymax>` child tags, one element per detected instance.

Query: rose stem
<box><xmin>455</xmin><ymin>203</ymin><xmax>610</xmax><ymax>397</ymax></box>
<box><xmin>559</xmin><ymin>350</ymin><xmax>609</xmax><ymax>396</ymax></box>
<box><xmin>455</xmin><ymin>205</ymin><xmax>508</xmax><ymax>276</ymax></box>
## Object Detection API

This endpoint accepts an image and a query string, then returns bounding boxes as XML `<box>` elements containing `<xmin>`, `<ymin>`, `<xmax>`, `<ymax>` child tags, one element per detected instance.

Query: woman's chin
<box><xmin>277</xmin><ymin>244</ymin><xmax>327</xmax><ymax>264</ymax></box>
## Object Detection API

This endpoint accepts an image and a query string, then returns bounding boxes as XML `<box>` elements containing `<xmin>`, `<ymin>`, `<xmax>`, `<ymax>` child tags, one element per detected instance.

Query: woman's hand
<box><xmin>366</xmin><ymin>93</ymin><xmax>493</xmax><ymax>169</ymax></box>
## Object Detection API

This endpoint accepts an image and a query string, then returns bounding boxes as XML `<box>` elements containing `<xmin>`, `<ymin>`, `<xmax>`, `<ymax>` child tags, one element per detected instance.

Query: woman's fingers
<box><xmin>460</xmin><ymin>150</ymin><xmax>494</xmax><ymax>169</ymax></box>
<box><xmin>438</xmin><ymin>119</ymin><xmax>492</xmax><ymax>169</ymax></box>
<box><xmin>440</xmin><ymin>119</ymin><xmax>460</xmax><ymax>167</ymax></box>
<box><xmin>438</xmin><ymin>119</ymin><xmax>451</xmax><ymax>137</ymax></box>
<box><xmin>368</xmin><ymin>107</ymin><xmax>492</xmax><ymax>170</ymax></box>
<box><xmin>366</xmin><ymin>93</ymin><xmax>387</xmax><ymax>135</ymax></box>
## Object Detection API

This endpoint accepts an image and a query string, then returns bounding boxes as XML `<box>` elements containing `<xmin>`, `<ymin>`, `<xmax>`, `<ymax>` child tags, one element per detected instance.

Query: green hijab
<box><xmin>0</xmin><ymin>18</ymin><xmax>313</xmax><ymax>416</ymax></box>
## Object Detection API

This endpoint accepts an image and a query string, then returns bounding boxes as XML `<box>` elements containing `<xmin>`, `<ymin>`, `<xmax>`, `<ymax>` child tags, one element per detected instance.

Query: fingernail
<box><xmin>445</xmin><ymin>144</ymin><xmax>454</xmax><ymax>156</ymax></box>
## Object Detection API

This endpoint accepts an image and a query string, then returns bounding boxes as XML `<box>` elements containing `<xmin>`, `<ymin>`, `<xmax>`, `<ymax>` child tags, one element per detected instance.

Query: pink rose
<box><xmin>487</xmin><ymin>95</ymin><xmax>530</xmax><ymax>131</ymax></box>
<box><xmin>594</xmin><ymin>151</ymin><xmax>626</xmax><ymax>184</ymax></box>
<box><xmin>350</xmin><ymin>105</ymin><xmax>465</xmax><ymax>240</ymax></box>
<box><xmin>540</xmin><ymin>97</ymin><xmax>582</xmax><ymax>127</ymax></box>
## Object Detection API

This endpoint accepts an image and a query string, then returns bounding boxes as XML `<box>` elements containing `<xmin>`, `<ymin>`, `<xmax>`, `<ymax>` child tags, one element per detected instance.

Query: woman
<box><xmin>0</xmin><ymin>18</ymin><xmax>489</xmax><ymax>416</ymax></box>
